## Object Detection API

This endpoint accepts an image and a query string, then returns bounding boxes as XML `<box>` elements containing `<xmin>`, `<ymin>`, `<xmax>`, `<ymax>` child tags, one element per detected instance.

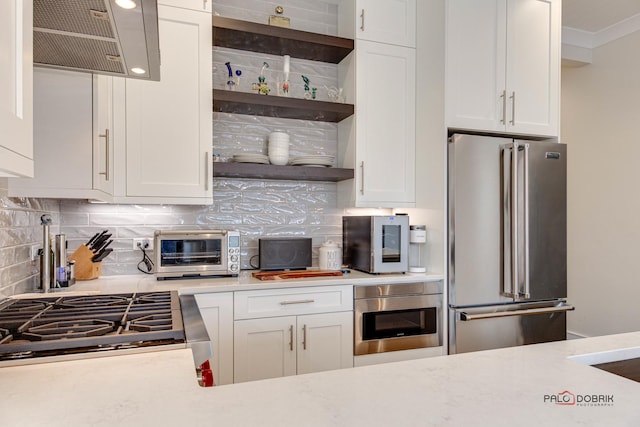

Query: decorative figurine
<box><xmin>302</xmin><ymin>75</ymin><xmax>311</xmax><ymax>99</ymax></box>
<box><xmin>326</xmin><ymin>86</ymin><xmax>345</xmax><ymax>103</ymax></box>
<box><xmin>253</xmin><ymin>62</ymin><xmax>270</xmax><ymax>95</ymax></box>
<box><xmin>224</xmin><ymin>62</ymin><xmax>242</xmax><ymax>91</ymax></box>
<box><xmin>225</xmin><ymin>62</ymin><xmax>235</xmax><ymax>90</ymax></box>
<box><xmin>282</xmin><ymin>55</ymin><xmax>290</xmax><ymax>96</ymax></box>
<box><xmin>269</xmin><ymin>5</ymin><xmax>290</xmax><ymax>28</ymax></box>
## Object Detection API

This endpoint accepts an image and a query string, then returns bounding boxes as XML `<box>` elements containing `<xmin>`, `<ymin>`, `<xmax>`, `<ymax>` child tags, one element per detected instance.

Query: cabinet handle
<box><xmin>302</xmin><ymin>324</ymin><xmax>307</xmax><ymax>350</ymax></box>
<box><xmin>98</xmin><ymin>129</ymin><xmax>110</xmax><ymax>181</ymax></box>
<box><xmin>500</xmin><ymin>90</ymin><xmax>506</xmax><ymax>125</ymax></box>
<box><xmin>289</xmin><ymin>325</ymin><xmax>294</xmax><ymax>351</ymax></box>
<box><xmin>509</xmin><ymin>91</ymin><xmax>516</xmax><ymax>126</ymax></box>
<box><xmin>360</xmin><ymin>161</ymin><xmax>365</xmax><ymax>195</ymax></box>
<box><xmin>205</xmin><ymin>151</ymin><xmax>210</xmax><ymax>191</ymax></box>
<box><xmin>360</xmin><ymin>9</ymin><xmax>365</xmax><ymax>31</ymax></box>
<box><xmin>279</xmin><ymin>299</ymin><xmax>315</xmax><ymax>305</ymax></box>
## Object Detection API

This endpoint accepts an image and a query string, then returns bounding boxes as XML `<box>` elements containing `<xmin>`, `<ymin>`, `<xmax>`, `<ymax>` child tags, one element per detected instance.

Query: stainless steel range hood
<box><xmin>33</xmin><ymin>0</ymin><xmax>160</xmax><ymax>81</ymax></box>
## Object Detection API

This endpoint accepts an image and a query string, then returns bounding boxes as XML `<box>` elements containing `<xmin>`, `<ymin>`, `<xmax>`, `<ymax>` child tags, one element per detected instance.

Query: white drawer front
<box><xmin>234</xmin><ymin>285</ymin><xmax>353</xmax><ymax>319</ymax></box>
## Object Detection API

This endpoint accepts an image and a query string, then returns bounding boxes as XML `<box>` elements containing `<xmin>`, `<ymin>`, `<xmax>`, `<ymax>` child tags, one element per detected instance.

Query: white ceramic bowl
<box><xmin>269</xmin><ymin>153</ymin><xmax>289</xmax><ymax>165</ymax></box>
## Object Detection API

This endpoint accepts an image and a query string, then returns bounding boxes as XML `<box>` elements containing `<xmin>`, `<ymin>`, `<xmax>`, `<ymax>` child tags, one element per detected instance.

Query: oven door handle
<box><xmin>456</xmin><ymin>305</ymin><xmax>575</xmax><ymax>321</ymax></box>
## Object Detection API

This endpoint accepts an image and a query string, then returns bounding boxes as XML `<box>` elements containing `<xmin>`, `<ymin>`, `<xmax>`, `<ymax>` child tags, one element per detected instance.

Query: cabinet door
<box><xmin>445</xmin><ymin>0</ymin><xmax>506</xmax><ymax>133</ymax></box>
<box><xmin>234</xmin><ymin>316</ymin><xmax>297</xmax><ymax>383</ymax></box>
<box><xmin>92</xmin><ymin>75</ymin><xmax>114</xmax><ymax>197</ymax></box>
<box><xmin>297</xmin><ymin>312</ymin><xmax>354</xmax><ymax>375</ymax></box>
<box><xmin>355</xmin><ymin>40</ymin><xmax>415</xmax><ymax>207</ymax></box>
<box><xmin>195</xmin><ymin>292</ymin><xmax>234</xmax><ymax>386</ymax></box>
<box><xmin>124</xmin><ymin>5</ymin><xmax>212</xmax><ymax>200</ymax></box>
<box><xmin>355</xmin><ymin>0</ymin><xmax>416</xmax><ymax>47</ymax></box>
<box><xmin>7</xmin><ymin>69</ymin><xmax>99</xmax><ymax>198</ymax></box>
<box><xmin>158</xmin><ymin>0</ymin><xmax>212</xmax><ymax>12</ymax></box>
<box><xmin>8</xmin><ymin>70</ymin><xmax>114</xmax><ymax>201</ymax></box>
<box><xmin>0</xmin><ymin>0</ymin><xmax>33</xmax><ymax>177</ymax></box>
<box><xmin>505</xmin><ymin>0</ymin><xmax>559</xmax><ymax>136</ymax></box>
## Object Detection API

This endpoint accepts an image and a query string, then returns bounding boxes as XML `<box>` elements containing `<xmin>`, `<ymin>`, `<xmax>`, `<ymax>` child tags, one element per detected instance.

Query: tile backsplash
<box><xmin>58</xmin><ymin>179</ymin><xmax>346</xmax><ymax>276</ymax></box>
<box><xmin>0</xmin><ymin>179</ymin><xmax>60</xmax><ymax>297</ymax></box>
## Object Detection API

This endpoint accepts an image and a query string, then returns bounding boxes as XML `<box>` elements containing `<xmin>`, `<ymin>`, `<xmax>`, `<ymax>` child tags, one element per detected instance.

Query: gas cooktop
<box><xmin>0</xmin><ymin>291</ymin><xmax>185</xmax><ymax>363</ymax></box>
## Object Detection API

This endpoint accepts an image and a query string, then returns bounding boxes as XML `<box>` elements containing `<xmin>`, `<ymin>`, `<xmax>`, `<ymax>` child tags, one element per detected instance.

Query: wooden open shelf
<box><xmin>213</xmin><ymin>16</ymin><xmax>354</xmax><ymax>63</ymax></box>
<box><xmin>213</xmin><ymin>89</ymin><xmax>354</xmax><ymax>123</ymax></box>
<box><xmin>213</xmin><ymin>162</ymin><xmax>354</xmax><ymax>182</ymax></box>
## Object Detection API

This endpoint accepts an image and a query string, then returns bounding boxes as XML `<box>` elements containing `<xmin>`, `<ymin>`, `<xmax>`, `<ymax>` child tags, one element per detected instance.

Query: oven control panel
<box><xmin>227</xmin><ymin>230</ymin><xmax>241</xmax><ymax>273</ymax></box>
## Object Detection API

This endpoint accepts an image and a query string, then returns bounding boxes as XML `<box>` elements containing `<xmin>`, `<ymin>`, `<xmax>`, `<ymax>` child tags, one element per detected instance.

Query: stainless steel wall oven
<box><xmin>354</xmin><ymin>282</ymin><xmax>442</xmax><ymax>355</ymax></box>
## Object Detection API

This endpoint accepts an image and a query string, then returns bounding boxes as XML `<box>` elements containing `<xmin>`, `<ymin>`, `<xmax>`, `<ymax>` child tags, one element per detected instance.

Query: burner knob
<box><xmin>200</xmin><ymin>360</ymin><xmax>215</xmax><ymax>387</ymax></box>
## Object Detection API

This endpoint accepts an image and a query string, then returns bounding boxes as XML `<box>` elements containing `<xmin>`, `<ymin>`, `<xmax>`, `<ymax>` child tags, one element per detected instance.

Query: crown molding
<box><xmin>563</xmin><ymin>12</ymin><xmax>640</xmax><ymax>49</ymax></box>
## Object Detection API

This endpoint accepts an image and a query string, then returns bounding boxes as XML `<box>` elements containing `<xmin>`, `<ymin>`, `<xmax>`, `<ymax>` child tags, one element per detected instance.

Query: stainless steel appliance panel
<box><xmin>154</xmin><ymin>230</ymin><xmax>240</xmax><ymax>279</ymax></box>
<box><xmin>354</xmin><ymin>282</ymin><xmax>442</xmax><ymax>355</ymax></box>
<box><xmin>448</xmin><ymin>135</ymin><xmax>512</xmax><ymax>306</ymax></box>
<box><xmin>447</xmin><ymin>133</ymin><xmax>571</xmax><ymax>354</ymax></box>
<box><xmin>449</xmin><ymin>301</ymin><xmax>571</xmax><ymax>354</ymax></box>
<box><xmin>524</xmin><ymin>142</ymin><xmax>567</xmax><ymax>300</ymax></box>
<box><xmin>343</xmin><ymin>215</ymin><xmax>410</xmax><ymax>274</ymax></box>
<box><xmin>448</xmin><ymin>135</ymin><xmax>567</xmax><ymax>306</ymax></box>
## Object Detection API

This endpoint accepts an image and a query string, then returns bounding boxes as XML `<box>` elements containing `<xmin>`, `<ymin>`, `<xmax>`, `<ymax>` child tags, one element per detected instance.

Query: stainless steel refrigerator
<box><xmin>448</xmin><ymin>133</ymin><xmax>574</xmax><ymax>354</ymax></box>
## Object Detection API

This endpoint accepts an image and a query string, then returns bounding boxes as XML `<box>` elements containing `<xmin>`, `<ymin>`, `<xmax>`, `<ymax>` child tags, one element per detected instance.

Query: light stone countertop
<box><xmin>0</xmin><ymin>332</ymin><xmax>638</xmax><ymax>426</ymax></box>
<box><xmin>32</xmin><ymin>270</ymin><xmax>444</xmax><ymax>296</ymax></box>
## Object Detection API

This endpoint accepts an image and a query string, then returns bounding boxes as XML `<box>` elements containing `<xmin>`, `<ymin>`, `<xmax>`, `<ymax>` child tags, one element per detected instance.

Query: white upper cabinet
<box><xmin>0</xmin><ymin>0</ymin><xmax>33</xmax><ymax>177</ymax></box>
<box><xmin>338</xmin><ymin>0</ymin><xmax>416</xmax><ymax>208</ymax></box>
<box><xmin>92</xmin><ymin>75</ymin><xmax>115</xmax><ymax>197</ymax></box>
<box><xmin>355</xmin><ymin>0</ymin><xmax>416</xmax><ymax>47</ymax></box>
<box><xmin>445</xmin><ymin>0</ymin><xmax>560</xmax><ymax>137</ymax></box>
<box><xmin>117</xmin><ymin>4</ymin><xmax>212</xmax><ymax>203</ymax></box>
<box><xmin>349</xmin><ymin>40</ymin><xmax>416</xmax><ymax>207</ymax></box>
<box><xmin>8</xmin><ymin>69</ymin><xmax>112</xmax><ymax>201</ymax></box>
<box><xmin>158</xmin><ymin>0</ymin><xmax>212</xmax><ymax>12</ymax></box>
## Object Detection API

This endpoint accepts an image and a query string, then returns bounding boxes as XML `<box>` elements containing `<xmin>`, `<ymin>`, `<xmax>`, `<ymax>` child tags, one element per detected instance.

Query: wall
<box><xmin>562</xmin><ymin>30</ymin><xmax>640</xmax><ymax>337</ymax></box>
<box><xmin>0</xmin><ymin>178</ymin><xmax>60</xmax><ymax>297</ymax></box>
<box><xmin>0</xmin><ymin>0</ymin><xmax>427</xmax><ymax>291</ymax></box>
<box><xmin>55</xmin><ymin>0</ymin><xmax>380</xmax><ymax>276</ymax></box>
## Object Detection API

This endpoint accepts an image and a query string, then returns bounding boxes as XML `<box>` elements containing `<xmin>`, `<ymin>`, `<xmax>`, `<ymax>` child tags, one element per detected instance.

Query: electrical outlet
<box><xmin>31</xmin><ymin>245</ymin><xmax>41</xmax><ymax>261</ymax></box>
<box><xmin>133</xmin><ymin>238</ymin><xmax>153</xmax><ymax>250</ymax></box>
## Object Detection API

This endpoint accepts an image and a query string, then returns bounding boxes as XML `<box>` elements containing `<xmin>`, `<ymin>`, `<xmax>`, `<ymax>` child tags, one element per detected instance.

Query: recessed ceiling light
<box><xmin>131</xmin><ymin>67</ymin><xmax>146</xmax><ymax>75</ymax></box>
<box><xmin>115</xmin><ymin>0</ymin><xmax>137</xmax><ymax>10</ymax></box>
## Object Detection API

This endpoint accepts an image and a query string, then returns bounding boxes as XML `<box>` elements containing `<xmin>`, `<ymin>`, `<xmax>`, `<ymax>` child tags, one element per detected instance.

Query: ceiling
<box><xmin>563</xmin><ymin>0</ymin><xmax>640</xmax><ymax>32</ymax></box>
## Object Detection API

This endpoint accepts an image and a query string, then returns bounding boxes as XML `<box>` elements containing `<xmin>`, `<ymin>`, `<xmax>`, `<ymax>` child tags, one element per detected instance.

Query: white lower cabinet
<box><xmin>233</xmin><ymin>285</ymin><xmax>354</xmax><ymax>384</ymax></box>
<box><xmin>234</xmin><ymin>311</ymin><xmax>353</xmax><ymax>383</ymax></box>
<box><xmin>194</xmin><ymin>292</ymin><xmax>234</xmax><ymax>386</ymax></box>
<box><xmin>296</xmin><ymin>312</ymin><xmax>354</xmax><ymax>375</ymax></box>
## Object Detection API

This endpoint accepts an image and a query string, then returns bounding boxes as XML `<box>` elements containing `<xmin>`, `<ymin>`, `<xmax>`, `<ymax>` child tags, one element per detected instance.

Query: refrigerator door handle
<box><xmin>522</xmin><ymin>143</ymin><xmax>531</xmax><ymax>298</ymax></box>
<box><xmin>502</xmin><ymin>142</ymin><xmax>519</xmax><ymax>299</ymax></box>
<box><xmin>456</xmin><ymin>304</ymin><xmax>575</xmax><ymax>321</ymax></box>
<box><xmin>504</xmin><ymin>142</ymin><xmax>530</xmax><ymax>300</ymax></box>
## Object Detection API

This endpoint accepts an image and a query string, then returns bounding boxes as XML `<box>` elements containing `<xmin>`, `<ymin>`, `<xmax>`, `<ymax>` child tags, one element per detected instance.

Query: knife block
<box><xmin>69</xmin><ymin>245</ymin><xmax>102</xmax><ymax>280</ymax></box>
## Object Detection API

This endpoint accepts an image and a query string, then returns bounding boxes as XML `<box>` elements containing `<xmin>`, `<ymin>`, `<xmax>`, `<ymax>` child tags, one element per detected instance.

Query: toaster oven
<box><xmin>154</xmin><ymin>230</ymin><xmax>240</xmax><ymax>280</ymax></box>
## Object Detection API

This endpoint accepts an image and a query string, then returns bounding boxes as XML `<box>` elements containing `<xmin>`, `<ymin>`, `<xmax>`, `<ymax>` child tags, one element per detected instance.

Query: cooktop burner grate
<box><xmin>22</xmin><ymin>319</ymin><xmax>116</xmax><ymax>341</ymax></box>
<box><xmin>0</xmin><ymin>291</ymin><xmax>185</xmax><ymax>361</ymax></box>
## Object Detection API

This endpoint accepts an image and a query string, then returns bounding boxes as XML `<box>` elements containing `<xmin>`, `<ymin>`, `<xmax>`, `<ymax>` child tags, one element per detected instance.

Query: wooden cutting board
<box><xmin>252</xmin><ymin>270</ymin><xmax>343</xmax><ymax>281</ymax></box>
